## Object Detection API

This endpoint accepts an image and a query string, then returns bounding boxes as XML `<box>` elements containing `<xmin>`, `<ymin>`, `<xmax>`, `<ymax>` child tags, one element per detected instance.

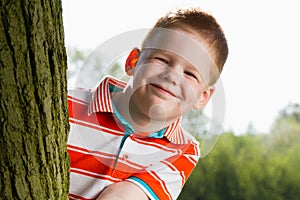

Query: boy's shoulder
<box><xmin>181</xmin><ymin>126</ymin><xmax>200</xmax><ymax>145</ymax></box>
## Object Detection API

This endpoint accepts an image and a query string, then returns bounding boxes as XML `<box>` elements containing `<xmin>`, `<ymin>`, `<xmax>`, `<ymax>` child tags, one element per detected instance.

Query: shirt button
<box><xmin>123</xmin><ymin>154</ymin><xmax>129</xmax><ymax>159</ymax></box>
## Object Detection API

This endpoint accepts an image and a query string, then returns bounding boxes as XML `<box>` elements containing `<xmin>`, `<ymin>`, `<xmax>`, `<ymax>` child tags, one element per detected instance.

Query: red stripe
<box><xmin>69</xmin><ymin>149</ymin><xmax>116</xmax><ymax>179</ymax></box>
<box><xmin>131</xmin><ymin>137</ymin><xmax>178</xmax><ymax>153</ymax></box>
<box><xmin>193</xmin><ymin>141</ymin><xmax>200</xmax><ymax>156</ymax></box>
<box><xmin>96</xmin><ymin>85</ymin><xmax>101</xmax><ymax>112</ymax></box>
<box><xmin>68</xmin><ymin>144</ymin><xmax>117</xmax><ymax>158</ymax></box>
<box><xmin>109</xmin><ymin>77</ymin><xmax>127</xmax><ymax>88</ymax></box>
<box><xmin>131</xmin><ymin>136</ymin><xmax>198</xmax><ymax>156</ymax></box>
<box><xmin>103</xmin><ymin>78</ymin><xmax>110</xmax><ymax>112</ymax></box>
<box><xmin>68</xmin><ymin>98</ymin><xmax>124</xmax><ymax>135</ymax></box>
<box><xmin>69</xmin><ymin>193</ymin><xmax>94</xmax><ymax>200</ymax></box>
<box><xmin>100</xmin><ymin>80</ymin><xmax>106</xmax><ymax>112</ymax></box>
<box><xmin>161</xmin><ymin>160</ymin><xmax>177</xmax><ymax>171</ymax></box>
<box><xmin>88</xmin><ymin>77</ymin><xmax>127</xmax><ymax>113</ymax></box>
<box><xmin>69</xmin><ymin>146</ymin><xmax>146</xmax><ymax>171</ymax></box>
<box><xmin>165</xmin><ymin>119</ymin><xmax>182</xmax><ymax>144</ymax></box>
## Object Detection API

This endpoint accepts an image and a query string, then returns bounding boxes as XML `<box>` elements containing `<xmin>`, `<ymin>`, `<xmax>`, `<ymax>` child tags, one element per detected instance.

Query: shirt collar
<box><xmin>88</xmin><ymin>76</ymin><xmax>186</xmax><ymax>144</ymax></box>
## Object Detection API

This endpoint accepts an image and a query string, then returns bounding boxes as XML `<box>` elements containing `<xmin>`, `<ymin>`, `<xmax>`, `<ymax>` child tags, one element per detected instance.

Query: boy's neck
<box><xmin>111</xmin><ymin>88</ymin><xmax>171</xmax><ymax>134</ymax></box>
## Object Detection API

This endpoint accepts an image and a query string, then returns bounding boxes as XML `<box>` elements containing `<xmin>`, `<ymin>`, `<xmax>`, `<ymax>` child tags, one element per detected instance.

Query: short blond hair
<box><xmin>143</xmin><ymin>7</ymin><xmax>228</xmax><ymax>80</ymax></box>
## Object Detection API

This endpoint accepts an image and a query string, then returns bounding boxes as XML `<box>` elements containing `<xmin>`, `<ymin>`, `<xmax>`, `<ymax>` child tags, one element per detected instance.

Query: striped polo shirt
<box><xmin>67</xmin><ymin>76</ymin><xmax>200</xmax><ymax>200</ymax></box>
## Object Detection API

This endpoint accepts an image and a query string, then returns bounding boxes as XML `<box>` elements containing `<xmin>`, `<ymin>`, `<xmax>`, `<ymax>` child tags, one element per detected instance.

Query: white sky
<box><xmin>62</xmin><ymin>0</ymin><xmax>300</xmax><ymax>134</ymax></box>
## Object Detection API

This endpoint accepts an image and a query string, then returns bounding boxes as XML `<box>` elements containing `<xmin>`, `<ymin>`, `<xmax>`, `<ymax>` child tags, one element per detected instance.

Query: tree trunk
<box><xmin>0</xmin><ymin>0</ymin><xmax>69</xmax><ymax>199</ymax></box>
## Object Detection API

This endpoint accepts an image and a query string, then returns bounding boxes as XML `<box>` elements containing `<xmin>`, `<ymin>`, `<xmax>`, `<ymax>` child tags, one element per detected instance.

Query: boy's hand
<box><xmin>97</xmin><ymin>181</ymin><xmax>149</xmax><ymax>200</ymax></box>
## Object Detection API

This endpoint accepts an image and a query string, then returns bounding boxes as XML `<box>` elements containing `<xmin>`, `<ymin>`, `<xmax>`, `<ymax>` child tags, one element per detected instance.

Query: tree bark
<box><xmin>0</xmin><ymin>0</ymin><xmax>69</xmax><ymax>199</ymax></box>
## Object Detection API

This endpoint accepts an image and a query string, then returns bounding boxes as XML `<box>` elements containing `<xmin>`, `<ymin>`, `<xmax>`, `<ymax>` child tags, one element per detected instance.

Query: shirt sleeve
<box><xmin>126</xmin><ymin>144</ymin><xmax>200</xmax><ymax>200</ymax></box>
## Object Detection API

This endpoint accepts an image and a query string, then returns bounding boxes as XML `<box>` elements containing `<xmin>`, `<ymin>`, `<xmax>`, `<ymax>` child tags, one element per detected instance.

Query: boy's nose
<box><xmin>160</xmin><ymin>66</ymin><xmax>180</xmax><ymax>85</ymax></box>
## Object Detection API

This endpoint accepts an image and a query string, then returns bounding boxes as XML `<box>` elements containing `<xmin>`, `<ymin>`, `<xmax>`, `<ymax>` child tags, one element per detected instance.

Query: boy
<box><xmin>67</xmin><ymin>7</ymin><xmax>228</xmax><ymax>200</ymax></box>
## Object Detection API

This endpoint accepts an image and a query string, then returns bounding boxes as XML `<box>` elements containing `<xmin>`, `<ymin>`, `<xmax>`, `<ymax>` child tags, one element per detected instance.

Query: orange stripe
<box><xmin>133</xmin><ymin>172</ymin><xmax>171</xmax><ymax>200</ymax></box>
<box><xmin>149</xmin><ymin>171</ymin><xmax>172</xmax><ymax>199</ymax></box>
<box><xmin>68</xmin><ymin>148</ymin><xmax>146</xmax><ymax>179</ymax></box>
<box><xmin>166</xmin><ymin>154</ymin><xmax>196</xmax><ymax>182</ymax></box>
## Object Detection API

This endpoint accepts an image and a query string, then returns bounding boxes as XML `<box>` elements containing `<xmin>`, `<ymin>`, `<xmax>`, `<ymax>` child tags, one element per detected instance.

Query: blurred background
<box><xmin>62</xmin><ymin>0</ymin><xmax>300</xmax><ymax>199</ymax></box>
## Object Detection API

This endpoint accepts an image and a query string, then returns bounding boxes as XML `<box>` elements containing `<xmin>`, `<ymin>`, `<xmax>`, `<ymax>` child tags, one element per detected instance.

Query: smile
<box><xmin>150</xmin><ymin>83</ymin><xmax>177</xmax><ymax>97</ymax></box>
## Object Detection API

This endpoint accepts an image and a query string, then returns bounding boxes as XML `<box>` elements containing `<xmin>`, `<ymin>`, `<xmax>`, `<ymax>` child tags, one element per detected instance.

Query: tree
<box><xmin>0</xmin><ymin>0</ymin><xmax>69</xmax><ymax>199</ymax></box>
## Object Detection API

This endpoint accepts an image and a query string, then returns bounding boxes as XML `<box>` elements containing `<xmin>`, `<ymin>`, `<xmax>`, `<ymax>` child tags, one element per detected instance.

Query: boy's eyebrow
<box><xmin>143</xmin><ymin>28</ymin><xmax>219</xmax><ymax>85</ymax></box>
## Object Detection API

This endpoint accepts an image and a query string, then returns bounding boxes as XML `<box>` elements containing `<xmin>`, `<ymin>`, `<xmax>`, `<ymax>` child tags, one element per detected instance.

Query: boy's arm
<box><xmin>96</xmin><ymin>181</ymin><xmax>149</xmax><ymax>200</ymax></box>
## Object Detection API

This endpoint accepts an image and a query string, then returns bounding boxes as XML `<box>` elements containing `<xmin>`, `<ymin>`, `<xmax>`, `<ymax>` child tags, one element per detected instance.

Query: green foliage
<box><xmin>67</xmin><ymin>47</ymin><xmax>91</xmax><ymax>84</ymax></box>
<box><xmin>179</xmin><ymin>103</ymin><xmax>300</xmax><ymax>200</ymax></box>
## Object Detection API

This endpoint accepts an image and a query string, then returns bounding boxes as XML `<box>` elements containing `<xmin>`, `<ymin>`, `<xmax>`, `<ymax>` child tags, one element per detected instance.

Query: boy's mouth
<box><xmin>150</xmin><ymin>83</ymin><xmax>177</xmax><ymax>97</ymax></box>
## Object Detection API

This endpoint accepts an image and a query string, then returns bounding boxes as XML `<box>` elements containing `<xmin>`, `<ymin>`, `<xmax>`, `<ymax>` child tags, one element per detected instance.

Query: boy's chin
<box><xmin>148</xmin><ymin>104</ymin><xmax>180</xmax><ymax>122</ymax></box>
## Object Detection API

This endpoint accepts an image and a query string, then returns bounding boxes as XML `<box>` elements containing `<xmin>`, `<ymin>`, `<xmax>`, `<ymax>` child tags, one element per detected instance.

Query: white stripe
<box><xmin>70</xmin><ymin>117</ymin><xmax>123</xmax><ymax>135</ymax></box>
<box><xmin>69</xmin><ymin>172</ymin><xmax>118</xmax><ymax>199</ymax></box>
<box><xmin>68</xmin><ymin>146</ymin><xmax>117</xmax><ymax>160</ymax></box>
<box><xmin>96</xmin><ymin>86</ymin><xmax>101</xmax><ymax>112</ymax></box>
<box><xmin>71</xmin><ymin>167</ymin><xmax>122</xmax><ymax>182</ymax></box>
<box><xmin>162</xmin><ymin>160</ymin><xmax>186</xmax><ymax>187</ymax></box>
<box><xmin>149</xmin><ymin>171</ymin><xmax>172</xmax><ymax>200</ymax></box>
<box><xmin>117</xmin><ymin>158</ymin><xmax>145</xmax><ymax>170</ymax></box>
<box><xmin>185</xmin><ymin>154</ymin><xmax>198</xmax><ymax>166</ymax></box>
<box><xmin>133</xmin><ymin>138</ymin><xmax>179</xmax><ymax>153</ymax></box>
<box><xmin>69</xmin><ymin>124</ymin><xmax>179</xmax><ymax>167</ymax></box>
<box><xmin>121</xmin><ymin>138</ymin><xmax>178</xmax><ymax>166</ymax></box>
<box><xmin>149</xmin><ymin>164</ymin><xmax>183</xmax><ymax>199</ymax></box>
<box><xmin>69</xmin><ymin>123</ymin><xmax>177</xmax><ymax>166</ymax></box>
<box><xmin>69</xmin><ymin>145</ymin><xmax>145</xmax><ymax>170</ymax></box>
<box><xmin>104</xmin><ymin>79</ymin><xmax>110</xmax><ymax>112</ymax></box>
<box><xmin>68</xmin><ymin>88</ymin><xmax>92</xmax><ymax>102</ymax></box>
<box><xmin>68</xmin><ymin>123</ymin><xmax>122</xmax><ymax>155</ymax></box>
<box><xmin>70</xmin><ymin>98</ymin><xmax>89</xmax><ymax>106</ymax></box>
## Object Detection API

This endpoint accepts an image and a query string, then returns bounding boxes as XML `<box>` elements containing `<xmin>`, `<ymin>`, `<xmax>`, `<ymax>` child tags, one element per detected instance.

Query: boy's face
<box><xmin>126</xmin><ymin>28</ymin><xmax>217</xmax><ymax>123</ymax></box>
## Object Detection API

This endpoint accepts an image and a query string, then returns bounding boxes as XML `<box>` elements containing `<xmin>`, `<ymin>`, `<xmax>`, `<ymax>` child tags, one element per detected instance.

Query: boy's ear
<box><xmin>193</xmin><ymin>86</ymin><xmax>215</xmax><ymax>110</ymax></box>
<box><xmin>125</xmin><ymin>48</ymin><xmax>140</xmax><ymax>76</ymax></box>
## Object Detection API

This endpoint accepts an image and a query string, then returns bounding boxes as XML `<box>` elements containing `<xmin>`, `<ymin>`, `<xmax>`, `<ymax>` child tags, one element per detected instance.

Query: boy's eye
<box><xmin>154</xmin><ymin>57</ymin><xmax>169</xmax><ymax>64</ymax></box>
<box><xmin>184</xmin><ymin>71</ymin><xmax>198</xmax><ymax>80</ymax></box>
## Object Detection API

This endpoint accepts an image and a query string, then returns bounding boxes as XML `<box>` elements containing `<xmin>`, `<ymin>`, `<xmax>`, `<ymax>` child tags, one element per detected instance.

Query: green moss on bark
<box><xmin>0</xmin><ymin>0</ymin><xmax>70</xmax><ymax>199</ymax></box>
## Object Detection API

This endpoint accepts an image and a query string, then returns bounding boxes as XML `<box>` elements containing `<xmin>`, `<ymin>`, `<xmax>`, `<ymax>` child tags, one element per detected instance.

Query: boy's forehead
<box><xmin>143</xmin><ymin>28</ymin><xmax>219</xmax><ymax>85</ymax></box>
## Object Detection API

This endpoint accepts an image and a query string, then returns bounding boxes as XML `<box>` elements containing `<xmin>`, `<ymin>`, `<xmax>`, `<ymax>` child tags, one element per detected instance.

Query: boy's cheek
<box><xmin>184</xmin><ymin>80</ymin><xmax>203</xmax><ymax>97</ymax></box>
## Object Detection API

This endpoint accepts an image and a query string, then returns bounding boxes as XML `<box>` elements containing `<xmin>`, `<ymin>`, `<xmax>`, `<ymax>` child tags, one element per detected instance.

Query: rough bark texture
<box><xmin>0</xmin><ymin>0</ymin><xmax>69</xmax><ymax>199</ymax></box>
